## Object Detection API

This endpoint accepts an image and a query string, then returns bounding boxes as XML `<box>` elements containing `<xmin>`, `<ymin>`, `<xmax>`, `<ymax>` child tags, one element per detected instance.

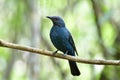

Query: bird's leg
<box><xmin>63</xmin><ymin>50</ymin><xmax>68</xmax><ymax>56</ymax></box>
<box><xmin>53</xmin><ymin>50</ymin><xmax>59</xmax><ymax>55</ymax></box>
<box><xmin>65</xmin><ymin>51</ymin><xmax>68</xmax><ymax>55</ymax></box>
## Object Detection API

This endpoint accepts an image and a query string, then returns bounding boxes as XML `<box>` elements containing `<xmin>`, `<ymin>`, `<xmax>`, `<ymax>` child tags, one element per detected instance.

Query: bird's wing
<box><xmin>68</xmin><ymin>35</ymin><xmax>78</xmax><ymax>56</ymax></box>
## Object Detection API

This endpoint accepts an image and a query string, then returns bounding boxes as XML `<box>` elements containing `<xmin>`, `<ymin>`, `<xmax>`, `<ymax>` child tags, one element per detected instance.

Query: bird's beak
<box><xmin>46</xmin><ymin>16</ymin><xmax>52</xmax><ymax>19</ymax></box>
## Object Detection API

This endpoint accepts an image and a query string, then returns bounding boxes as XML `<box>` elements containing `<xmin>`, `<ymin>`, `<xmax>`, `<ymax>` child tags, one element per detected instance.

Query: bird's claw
<box><xmin>62</xmin><ymin>51</ymin><xmax>68</xmax><ymax>56</ymax></box>
<box><xmin>63</xmin><ymin>54</ymin><xmax>67</xmax><ymax>57</ymax></box>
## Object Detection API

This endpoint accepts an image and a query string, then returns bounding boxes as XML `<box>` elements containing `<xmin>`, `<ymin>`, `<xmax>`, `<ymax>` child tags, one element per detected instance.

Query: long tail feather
<box><xmin>68</xmin><ymin>60</ymin><xmax>80</xmax><ymax>76</ymax></box>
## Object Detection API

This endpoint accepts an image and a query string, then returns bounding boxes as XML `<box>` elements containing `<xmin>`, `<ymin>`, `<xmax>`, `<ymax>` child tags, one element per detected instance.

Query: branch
<box><xmin>0</xmin><ymin>39</ymin><xmax>120</xmax><ymax>65</ymax></box>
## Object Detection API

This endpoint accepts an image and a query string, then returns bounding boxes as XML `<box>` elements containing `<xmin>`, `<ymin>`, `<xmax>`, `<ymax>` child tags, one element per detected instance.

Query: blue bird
<box><xmin>47</xmin><ymin>16</ymin><xmax>80</xmax><ymax>76</ymax></box>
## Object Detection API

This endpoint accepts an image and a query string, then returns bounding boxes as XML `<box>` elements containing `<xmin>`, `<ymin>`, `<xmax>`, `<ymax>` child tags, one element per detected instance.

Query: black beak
<box><xmin>46</xmin><ymin>16</ymin><xmax>52</xmax><ymax>19</ymax></box>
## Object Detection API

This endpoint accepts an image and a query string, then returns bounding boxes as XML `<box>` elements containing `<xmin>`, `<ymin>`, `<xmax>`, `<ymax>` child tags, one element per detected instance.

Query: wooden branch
<box><xmin>0</xmin><ymin>39</ymin><xmax>120</xmax><ymax>65</ymax></box>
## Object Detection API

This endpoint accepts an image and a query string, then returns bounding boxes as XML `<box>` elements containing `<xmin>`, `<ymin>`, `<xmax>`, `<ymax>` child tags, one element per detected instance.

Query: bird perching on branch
<box><xmin>47</xmin><ymin>16</ymin><xmax>80</xmax><ymax>76</ymax></box>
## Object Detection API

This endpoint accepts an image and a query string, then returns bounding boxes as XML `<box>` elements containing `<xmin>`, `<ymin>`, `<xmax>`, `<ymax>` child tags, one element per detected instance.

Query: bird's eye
<box><xmin>54</xmin><ymin>18</ymin><xmax>58</xmax><ymax>21</ymax></box>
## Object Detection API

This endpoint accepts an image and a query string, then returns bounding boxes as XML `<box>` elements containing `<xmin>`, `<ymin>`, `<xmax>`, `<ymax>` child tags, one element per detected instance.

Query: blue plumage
<box><xmin>47</xmin><ymin>16</ymin><xmax>80</xmax><ymax>76</ymax></box>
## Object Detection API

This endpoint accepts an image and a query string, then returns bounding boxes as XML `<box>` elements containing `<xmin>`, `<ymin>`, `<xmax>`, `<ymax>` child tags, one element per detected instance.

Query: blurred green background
<box><xmin>0</xmin><ymin>0</ymin><xmax>120</xmax><ymax>80</ymax></box>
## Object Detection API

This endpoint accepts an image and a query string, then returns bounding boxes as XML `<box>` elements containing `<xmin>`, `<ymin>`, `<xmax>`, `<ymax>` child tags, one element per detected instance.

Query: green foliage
<box><xmin>102</xmin><ymin>22</ymin><xmax>116</xmax><ymax>46</ymax></box>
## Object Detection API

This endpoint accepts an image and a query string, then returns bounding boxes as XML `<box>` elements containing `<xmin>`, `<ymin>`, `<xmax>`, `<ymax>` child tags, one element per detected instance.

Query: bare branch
<box><xmin>0</xmin><ymin>39</ymin><xmax>120</xmax><ymax>65</ymax></box>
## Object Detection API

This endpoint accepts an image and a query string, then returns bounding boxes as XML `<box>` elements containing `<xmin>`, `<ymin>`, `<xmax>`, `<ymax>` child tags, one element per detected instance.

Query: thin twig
<box><xmin>0</xmin><ymin>39</ymin><xmax>120</xmax><ymax>65</ymax></box>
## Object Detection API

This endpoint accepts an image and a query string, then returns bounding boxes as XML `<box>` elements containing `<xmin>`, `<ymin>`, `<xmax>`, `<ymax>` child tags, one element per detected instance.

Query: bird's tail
<box><xmin>68</xmin><ymin>60</ymin><xmax>80</xmax><ymax>76</ymax></box>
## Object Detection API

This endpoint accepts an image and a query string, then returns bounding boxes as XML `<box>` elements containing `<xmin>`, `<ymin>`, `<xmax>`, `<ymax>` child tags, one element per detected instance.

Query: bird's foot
<box><xmin>63</xmin><ymin>51</ymin><xmax>68</xmax><ymax>56</ymax></box>
<box><xmin>53</xmin><ymin>50</ymin><xmax>59</xmax><ymax>55</ymax></box>
<box><xmin>63</xmin><ymin>54</ymin><xmax>67</xmax><ymax>57</ymax></box>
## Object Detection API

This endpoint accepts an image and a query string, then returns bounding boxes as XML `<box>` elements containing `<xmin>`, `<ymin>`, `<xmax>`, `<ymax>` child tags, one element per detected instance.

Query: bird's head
<box><xmin>47</xmin><ymin>16</ymin><xmax>65</xmax><ymax>27</ymax></box>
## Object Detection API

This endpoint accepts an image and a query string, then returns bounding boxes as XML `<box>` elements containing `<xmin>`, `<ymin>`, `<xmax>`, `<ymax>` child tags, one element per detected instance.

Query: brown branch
<box><xmin>0</xmin><ymin>39</ymin><xmax>120</xmax><ymax>65</ymax></box>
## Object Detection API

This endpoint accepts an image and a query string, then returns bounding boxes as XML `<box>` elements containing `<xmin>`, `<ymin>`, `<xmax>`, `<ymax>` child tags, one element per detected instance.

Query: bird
<box><xmin>47</xmin><ymin>16</ymin><xmax>80</xmax><ymax>76</ymax></box>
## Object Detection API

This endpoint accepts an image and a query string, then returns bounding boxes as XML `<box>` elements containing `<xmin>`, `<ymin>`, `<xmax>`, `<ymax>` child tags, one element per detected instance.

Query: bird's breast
<box><xmin>50</xmin><ymin>27</ymin><xmax>70</xmax><ymax>52</ymax></box>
